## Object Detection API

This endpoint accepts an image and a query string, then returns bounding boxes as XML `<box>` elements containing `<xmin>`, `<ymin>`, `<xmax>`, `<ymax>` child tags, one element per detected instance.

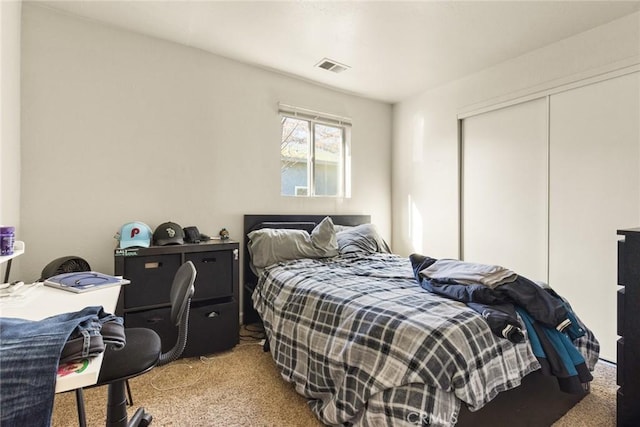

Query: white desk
<box><xmin>0</xmin><ymin>284</ymin><xmax>121</xmax><ymax>393</ymax></box>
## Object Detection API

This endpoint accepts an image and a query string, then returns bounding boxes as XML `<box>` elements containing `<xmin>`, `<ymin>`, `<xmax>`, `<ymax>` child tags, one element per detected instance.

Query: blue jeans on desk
<box><xmin>0</xmin><ymin>306</ymin><xmax>109</xmax><ymax>427</ymax></box>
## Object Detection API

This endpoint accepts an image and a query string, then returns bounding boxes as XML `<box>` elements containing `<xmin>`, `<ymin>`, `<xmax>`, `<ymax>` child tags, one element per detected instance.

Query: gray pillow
<box><xmin>336</xmin><ymin>223</ymin><xmax>391</xmax><ymax>254</ymax></box>
<box><xmin>247</xmin><ymin>216</ymin><xmax>338</xmax><ymax>274</ymax></box>
<box><xmin>333</xmin><ymin>224</ymin><xmax>353</xmax><ymax>233</ymax></box>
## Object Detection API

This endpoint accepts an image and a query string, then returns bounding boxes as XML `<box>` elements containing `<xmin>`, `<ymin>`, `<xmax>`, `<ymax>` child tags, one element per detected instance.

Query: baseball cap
<box><xmin>153</xmin><ymin>222</ymin><xmax>185</xmax><ymax>246</ymax></box>
<box><xmin>118</xmin><ymin>222</ymin><xmax>152</xmax><ymax>249</ymax></box>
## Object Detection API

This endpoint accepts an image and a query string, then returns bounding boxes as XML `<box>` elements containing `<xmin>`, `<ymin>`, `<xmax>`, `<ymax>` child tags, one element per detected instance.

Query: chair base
<box><xmin>126</xmin><ymin>379</ymin><xmax>133</xmax><ymax>406</ymax></box>
<box><xmin>106</xmin><ymin>380</ymin><xmax>152</xmax><ymax>427</ymax></box>
<box><xmin>128</xmin><ymin>408</ymin><xmax>152</xmax><ymax>427</ymax></box>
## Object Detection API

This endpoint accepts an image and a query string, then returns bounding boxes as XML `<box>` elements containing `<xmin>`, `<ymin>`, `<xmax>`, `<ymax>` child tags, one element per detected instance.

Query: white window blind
<box><xmin>278</xmin><ymin>103</ymin><xmax>352</xmax><ymax>127</ymax></box>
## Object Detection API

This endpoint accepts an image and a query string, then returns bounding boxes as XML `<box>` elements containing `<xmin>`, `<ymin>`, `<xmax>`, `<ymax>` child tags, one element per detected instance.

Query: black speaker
<box><xmin>40</xmin><ymin>256</ymin><xmax>91</xmax><ymax>281</ymax></box>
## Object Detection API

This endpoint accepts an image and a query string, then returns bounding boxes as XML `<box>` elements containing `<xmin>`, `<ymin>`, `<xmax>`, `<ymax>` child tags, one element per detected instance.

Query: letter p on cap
<box><xmin>130</xmin><ymin>227</ymin><xmax>140</xmax><ymax>238</ymax></box>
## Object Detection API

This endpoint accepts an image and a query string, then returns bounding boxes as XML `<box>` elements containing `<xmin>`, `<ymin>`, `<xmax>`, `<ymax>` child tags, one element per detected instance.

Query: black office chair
<box><xmin>75</xmin><ymin>261</ymin><xmax>197</xmax><ymax>427</ymax></box>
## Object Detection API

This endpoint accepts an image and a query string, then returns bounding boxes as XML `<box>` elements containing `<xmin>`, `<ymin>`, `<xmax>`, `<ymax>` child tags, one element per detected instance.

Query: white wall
<box><xmin>392</xmin><ymin>11</ymin><xmax>640</xmax><ymax>259</ymax></box>
<box><xmin>0</xmin><ymin>0</ymin><xmax>22</xmax><ymax>279</ymax></box>
<box><xmin>19</xmin><ymin>4</ymin><xmax>392</xmax><ymax>300</ymax></box>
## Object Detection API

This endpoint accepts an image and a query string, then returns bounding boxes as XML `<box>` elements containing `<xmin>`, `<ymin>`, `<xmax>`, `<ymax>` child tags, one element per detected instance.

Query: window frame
<box><xmin>279</xmin><ymin>105</ymin><xmax>351</xmax><ymax>198</ymax></box>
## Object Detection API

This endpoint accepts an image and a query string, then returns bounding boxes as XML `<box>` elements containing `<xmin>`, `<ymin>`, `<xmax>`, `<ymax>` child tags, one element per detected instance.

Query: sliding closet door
<box><xmin>549</xmin><ymin>72</ymin><xmax>640</xmax><ymax>361</ymax></box>
<box><xmin>462</xmin><ymin>98</ymin><xmax>548</xmax><ymax>281</ymax></box>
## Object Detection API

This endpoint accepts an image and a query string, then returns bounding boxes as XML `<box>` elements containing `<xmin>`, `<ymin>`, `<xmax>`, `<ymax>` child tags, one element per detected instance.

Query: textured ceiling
<box><xmin>37</xmin><ymin>0</ymin><xmax>640</xmax><ymax>103</ymax></box>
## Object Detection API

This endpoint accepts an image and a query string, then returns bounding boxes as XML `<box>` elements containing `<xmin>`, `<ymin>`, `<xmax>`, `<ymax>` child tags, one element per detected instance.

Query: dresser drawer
<box><xmin>618</xmin><ymin>239</ymin><xmax>626</xmax><ymax>286</ymax></box>
<box><xmin>122</xmin><ymin>254</ymin><xmax>181</xmax><ymax>309</ymax></box>
<box><xmin>181</xmin><ymin>300</ymin><xmax>239</xmax><ymax>357</ymax></box>
<box><xmin>617</xmin><ymin>388</ymin><xmax>624</xmax><ymax>426</ymax></box>
<box><xmin>617</xmin><ymin>338</ymin><xmax>624</xmax><ymax>386</ymax></box>
<box><xmin>186</xmin><ymin>250</ymin><xmax>233</xmax><ymax>300</ymax></box>
<box><xmin>125</xmin><ymin>307</ymin><xmax>176</xmax><ymax>354</ymax></box>
<box><xmin>618</xmin><ymin>288</ymin><xmax>625</xmax><ymax>336</ymax></box>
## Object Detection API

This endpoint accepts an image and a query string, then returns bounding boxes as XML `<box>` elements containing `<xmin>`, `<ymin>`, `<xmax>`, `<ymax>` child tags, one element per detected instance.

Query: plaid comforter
<box><xmin>252</xmin><ymin>253</ymin><xmax>599</xmax><ymax>426</ymax></box>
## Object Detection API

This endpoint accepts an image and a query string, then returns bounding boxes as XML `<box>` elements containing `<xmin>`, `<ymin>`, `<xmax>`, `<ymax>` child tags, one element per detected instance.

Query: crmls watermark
<box><xmin>406</xmin><ymin>411</ymin><xmax>458</xmax><ymax>426</ymax></box>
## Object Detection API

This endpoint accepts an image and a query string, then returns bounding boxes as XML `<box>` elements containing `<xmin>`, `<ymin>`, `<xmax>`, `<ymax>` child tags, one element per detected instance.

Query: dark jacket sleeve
<box><xmin>497</xmin><ymin>276</ymin><xmax>570</xmax><ymax>331</ymax></box>
<box><xmin>467</xmin><ymin>302</ymin><xmax>525</xmax><ymax>343</ymax></box>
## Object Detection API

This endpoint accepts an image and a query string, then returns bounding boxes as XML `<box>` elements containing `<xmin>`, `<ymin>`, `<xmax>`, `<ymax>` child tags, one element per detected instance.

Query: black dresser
<box><xmin>114</xmin><ymin>240</ymin><xmax>239</xmax><ymax>357</ymax></box>
<box><xmin>617</xmin><ymin>228</ymin><xmax>640</xmax><ymax>427</ymax></box>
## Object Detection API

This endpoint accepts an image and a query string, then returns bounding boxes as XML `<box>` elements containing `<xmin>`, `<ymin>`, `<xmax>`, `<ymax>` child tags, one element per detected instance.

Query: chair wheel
<box><xmin>127</xmin><ymin>407</ymin><xmax>153</xmax><ymax>427</ymax></box>
<box><xmin>140</xmin><ymin>413</ymin><xmax>153</xmax><ymax>426</ymax></box>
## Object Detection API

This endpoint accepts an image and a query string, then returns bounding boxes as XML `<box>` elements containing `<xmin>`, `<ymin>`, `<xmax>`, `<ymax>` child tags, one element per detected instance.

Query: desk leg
<box><xmin>75</xmin><ymin>388</ymin><xmax>87</xmax><ymax>427</ymax></box>
<box><xmin>3</xmin><ymin>259</ymin><xmax>12</xmax><ymax>283</ymax></box>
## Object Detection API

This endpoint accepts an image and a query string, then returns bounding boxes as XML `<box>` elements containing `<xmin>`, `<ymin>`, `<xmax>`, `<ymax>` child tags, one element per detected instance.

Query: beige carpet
<box><xmin>51</xmin><ymin>336</ymin><xmax>617</xmax><ymax>427</ymax></box>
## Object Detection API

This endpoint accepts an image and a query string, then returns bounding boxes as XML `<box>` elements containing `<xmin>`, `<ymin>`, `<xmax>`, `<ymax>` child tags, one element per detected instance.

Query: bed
<box><xmin>243</xmin><ymin>214</ymin><xmax>599</xmax><ymax>426</ymax></box>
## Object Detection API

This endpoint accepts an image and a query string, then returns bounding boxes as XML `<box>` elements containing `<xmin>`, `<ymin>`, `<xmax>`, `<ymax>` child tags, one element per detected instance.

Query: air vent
<box><xmin>315</xmin><ymin>58</ymin><xmax>350</xmax><ymax>74</ymax></box>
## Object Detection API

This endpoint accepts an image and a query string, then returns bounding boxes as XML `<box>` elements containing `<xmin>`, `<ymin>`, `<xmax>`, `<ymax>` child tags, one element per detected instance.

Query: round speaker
<box><xmin>40</xmin><ymin>256</ymin><xmax>91</xmax><ymax>281</ymax></box>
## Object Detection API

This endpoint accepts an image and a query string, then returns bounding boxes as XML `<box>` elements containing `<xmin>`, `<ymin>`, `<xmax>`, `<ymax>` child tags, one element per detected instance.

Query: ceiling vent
<box><xmin>315</xmin><ymin>58</ymin><xmax>350</xmax><ymax>74</ymax></box>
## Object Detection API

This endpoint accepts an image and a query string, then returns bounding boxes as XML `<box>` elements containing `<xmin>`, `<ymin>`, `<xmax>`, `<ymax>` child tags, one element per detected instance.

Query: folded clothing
<box><xmin>419</xmin><ymin>258</ymin><xmax>517</xmax><ymax>288</ymax></box>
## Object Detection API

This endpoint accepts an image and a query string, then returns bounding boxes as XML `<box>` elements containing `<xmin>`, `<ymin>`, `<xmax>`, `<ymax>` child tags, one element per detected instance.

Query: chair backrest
<box><xmin>169</xmin><ymin>261</ymin><xmax>197</xmax><ymax>326</ymax></box>
<box><xmin>158</xmin><ymin>261</ymin><xmax>196</xmax><ymax>366</ymax></box>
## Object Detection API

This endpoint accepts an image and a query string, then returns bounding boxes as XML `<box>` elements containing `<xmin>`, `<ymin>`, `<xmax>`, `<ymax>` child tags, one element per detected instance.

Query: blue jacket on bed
<box><xmin>516</xmin><ymin>306</ymin><xmax>592</xmax><ymax>393</ymax></box>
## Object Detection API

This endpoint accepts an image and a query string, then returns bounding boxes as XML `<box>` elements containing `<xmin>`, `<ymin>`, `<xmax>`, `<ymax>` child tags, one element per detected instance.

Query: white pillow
<box><xmin>247</xmin><ymin>216</ymin><xmax>338</xmax><ymax>273</ymax></box>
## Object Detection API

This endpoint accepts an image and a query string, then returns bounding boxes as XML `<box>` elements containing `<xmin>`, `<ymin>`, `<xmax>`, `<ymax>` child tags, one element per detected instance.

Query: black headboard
<box><xmin>242</xmin><ymin>214</ymin><xmax>371</xmax><ymax>324</ymax></box>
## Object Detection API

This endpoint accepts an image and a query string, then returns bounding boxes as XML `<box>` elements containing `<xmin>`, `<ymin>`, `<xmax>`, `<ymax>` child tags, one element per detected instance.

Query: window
<box><xmin>280</xmin><ymin>105</ymin><xmax>351</xmax><ymax>197</ymax></box>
